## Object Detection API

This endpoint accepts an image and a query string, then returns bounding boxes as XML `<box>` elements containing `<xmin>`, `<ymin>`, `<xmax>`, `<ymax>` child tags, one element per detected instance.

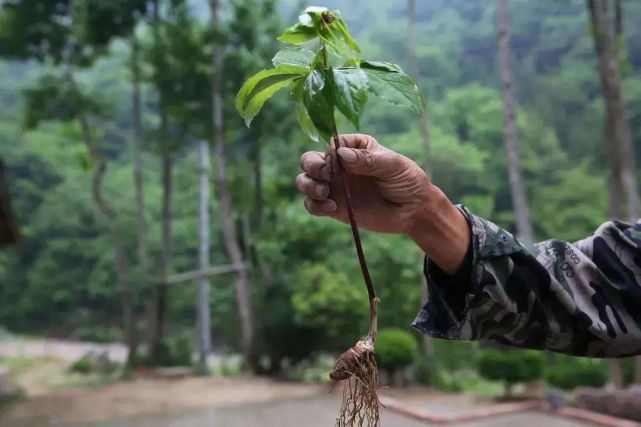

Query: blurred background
<box><xmin>1</xmin><ymin>0</ymin><xmax>640</xmax><ymax>425</ymax></box>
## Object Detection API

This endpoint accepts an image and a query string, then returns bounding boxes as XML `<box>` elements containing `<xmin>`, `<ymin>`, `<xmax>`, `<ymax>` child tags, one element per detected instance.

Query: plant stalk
<box><xmin>331</xmin><ymin>124</ymin><xmax>378</xmax><ymax>345</ymax></box>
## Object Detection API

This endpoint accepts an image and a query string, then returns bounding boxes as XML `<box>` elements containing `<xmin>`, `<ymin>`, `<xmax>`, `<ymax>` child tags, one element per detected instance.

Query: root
<box><xmin>331</xmin><ymin>339</ymin><xmax>380</xmax><ymax>427</ymax></box>
<box><xmin>330</xmin><ymin>128</ymin><xmax>380</xmax><ymax>426</ymax></box>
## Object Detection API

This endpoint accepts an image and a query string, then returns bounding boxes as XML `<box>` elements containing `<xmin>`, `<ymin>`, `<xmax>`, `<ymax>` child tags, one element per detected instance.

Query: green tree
<box><xmin>0</xmin><ymin>0</ymin><xmax>149</xmax><ymax>369</ymax></box>
<box><xmin>479</xmin><ymin>349</ymin><xmax>543</xmax><ymax>398</ymax></box>
<box><xmin>375</xmin><ymin>328</ymin><xmax>419</xmax><ymax>386</ymax></box>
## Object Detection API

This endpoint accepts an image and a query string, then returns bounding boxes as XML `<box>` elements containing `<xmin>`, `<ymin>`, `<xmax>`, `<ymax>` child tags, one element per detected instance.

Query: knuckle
<box><xmin>361</xmin><ymin>151</ymin><xmax>376</xmax><ymax>166</ymax></box>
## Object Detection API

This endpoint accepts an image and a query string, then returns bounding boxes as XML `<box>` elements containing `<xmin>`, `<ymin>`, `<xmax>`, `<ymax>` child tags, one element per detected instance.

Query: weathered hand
<box><xmin>296</xmin><ymin>134</ymin><xmax>433</xmax><ymax>235</ymax></box>
<box><xmin>296</xmin><ymin>133</ymin><xmax>470</xmax><ymax>273</ymax></box>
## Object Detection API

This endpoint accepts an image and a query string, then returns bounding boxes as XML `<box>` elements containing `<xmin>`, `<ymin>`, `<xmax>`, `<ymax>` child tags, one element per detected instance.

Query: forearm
<box><xmin>412</xmin><ymin>204</ymin><xmax>641</xmax><ymax>358</ymax></box>
<box><xmin>406</xmin><ymin>184</ymin><xmax>470</xmax><ymax>274</ymax></box>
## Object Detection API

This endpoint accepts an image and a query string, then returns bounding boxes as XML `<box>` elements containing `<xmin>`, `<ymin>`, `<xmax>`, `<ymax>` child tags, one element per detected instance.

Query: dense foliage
<box><xmin>375</xmin><ymin>328</ymin><xmax>419</xmax><ymax>375</ymax></box>
<box><xmin>1</xmin><ymin>0</ymin><xmax>641</xmax><ymax>381</ymax></box>
<box><xmin>545</xmin><ymin>355</ymin><xmax>608</xmax><ymax>390</ymax></box>
<box><xmin>479</xmin><ymin>349</ymin><xmax>543</xmax><ymax>396</ymax></box>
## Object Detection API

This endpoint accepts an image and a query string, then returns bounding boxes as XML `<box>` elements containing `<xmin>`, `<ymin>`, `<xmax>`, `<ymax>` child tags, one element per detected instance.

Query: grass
<box><xmin>432</xmin><ymin>369</ymin><xmax>504</xmax><ymax>396</ymax></box>
<box><xmin>48</xmin><ymin>371</ymin><xmax>119</xmax><ymax>390</ymax></box>
<box><xmin>0</xmin><ymin>356</ymin><xmax>120</xmax><ymax>394</ymax></box>
<box><xmin>0</xmin><ymin>357</ymin><xmax>52</xmax><ymax>375</ymax></box>
<box><xmin>456</xmin><ymin>376</ymin><xmax>504</xmax><ymax>396</ymax></box>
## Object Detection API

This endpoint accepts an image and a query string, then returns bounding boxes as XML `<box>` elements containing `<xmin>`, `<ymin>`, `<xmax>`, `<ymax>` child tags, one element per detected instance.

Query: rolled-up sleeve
<box><xmin>412</xmin><ymin>206</ymin><xmax>641</xmax><ymax>358</ymax></box>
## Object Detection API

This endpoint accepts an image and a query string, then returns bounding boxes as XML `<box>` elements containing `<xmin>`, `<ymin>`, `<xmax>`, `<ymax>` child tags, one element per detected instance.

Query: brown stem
<box><xmin>331</xmin><ymin>125</ymin><xmax>378</xmax><ymax>344</ymax></box>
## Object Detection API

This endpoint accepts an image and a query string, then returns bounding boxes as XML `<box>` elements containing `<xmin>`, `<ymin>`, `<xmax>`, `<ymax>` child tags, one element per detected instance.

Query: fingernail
<box><xmin>322</xmin><ymin>200</ymin><xmax>337</xmax><ymax>213</ymax></box>
<box><xmin>337</xmin><ymin>147</ymin><xmax>357</xmax><ymax>164</ymax></box>
<box><xmin>316</xmin><ymin>184</ymin><xmax>328</xmax><ymax>198</ymax></box>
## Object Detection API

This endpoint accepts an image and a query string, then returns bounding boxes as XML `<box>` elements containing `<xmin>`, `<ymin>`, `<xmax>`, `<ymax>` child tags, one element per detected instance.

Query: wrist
<box><xmin>406</xmin><ymin>184</ymin><xmax>450</xmax><ymax>238</ymax></box>
<box><xmin>407</xmin><ymin>185</ymin><xmax>470</xmax><ymax>274</ymax></box>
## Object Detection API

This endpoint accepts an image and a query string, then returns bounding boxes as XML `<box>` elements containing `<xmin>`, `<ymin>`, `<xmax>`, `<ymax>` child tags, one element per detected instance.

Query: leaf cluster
<box><xmin>478</xmin><ymin>349</ymin><xmax>543</xmax><ymax>385</ymax></box>
<box><xmin>236</xmin><ymin>6</ymin><xmax>422</xmax><ymax>143</ymax></box>
<box><xmin>0</xmin><ymin>0</ymin><xmax>148</xmax><ymax>66</ymax></box>
<box><xmin>22</xmin><ymin>74</ymin><xmax>103</xmax><ymax>130</ymax></box>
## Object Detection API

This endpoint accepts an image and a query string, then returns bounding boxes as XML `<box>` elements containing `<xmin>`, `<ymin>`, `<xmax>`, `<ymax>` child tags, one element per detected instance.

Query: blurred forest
<box><xmin>1</xmin><ymin>0</ymin><xmax>641</xmax><ymax>383</ymax></box>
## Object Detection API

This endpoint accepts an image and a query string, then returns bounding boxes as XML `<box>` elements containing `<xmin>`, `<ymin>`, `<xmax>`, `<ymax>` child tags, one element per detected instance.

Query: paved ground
<box><xmin>63</xmin><ymin>396</ymin><xmax>594</xmax><ymax>427</ymax></box>
<box><xmin>0</xmin><ymin>339</ymin><xmax>600</xmax><ymax>427</ymax></box>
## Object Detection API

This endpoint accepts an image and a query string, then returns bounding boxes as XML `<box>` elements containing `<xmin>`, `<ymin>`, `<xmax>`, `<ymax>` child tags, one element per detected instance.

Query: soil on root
<box><xmin>331</xmin><ymin>339</ymin><xmax>380</xmax><ymax>427</ymax></box>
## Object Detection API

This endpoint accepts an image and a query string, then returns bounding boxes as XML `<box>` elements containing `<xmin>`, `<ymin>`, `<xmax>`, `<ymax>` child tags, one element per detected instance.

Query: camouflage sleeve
<box><xmin>412</xmin><ymin>206</ymin><xmax>641</xmax><ymax>358</ymax></box>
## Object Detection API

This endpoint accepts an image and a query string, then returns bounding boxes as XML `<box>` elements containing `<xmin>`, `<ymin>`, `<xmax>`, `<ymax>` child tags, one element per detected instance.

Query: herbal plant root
<box><xmin>330</xmin><ymin>129</ymin><xmax>381</xmax><ymax>427</ymax></box>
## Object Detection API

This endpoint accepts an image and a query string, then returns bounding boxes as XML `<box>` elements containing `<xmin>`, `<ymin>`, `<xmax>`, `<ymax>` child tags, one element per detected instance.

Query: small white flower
<box><xmin>298</xmin><ymin>13</ymin><xmax>313</xmax><ymax>26</ymax></box>
<box><xmin>304</xmin><ymin>6</ymin><xmax>329</xmax><ymax>14</ymax></box>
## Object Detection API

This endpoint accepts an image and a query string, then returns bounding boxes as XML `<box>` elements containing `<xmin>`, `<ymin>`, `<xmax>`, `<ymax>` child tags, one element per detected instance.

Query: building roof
<box><xmin>0</xmin><ymin>159</ymin><xmax>19</xmax><ymax>247</ymax></box>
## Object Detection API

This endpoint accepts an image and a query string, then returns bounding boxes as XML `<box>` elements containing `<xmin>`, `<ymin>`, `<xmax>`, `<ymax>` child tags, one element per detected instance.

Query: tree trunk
<box><xmin>407</xmin><ymin>0</ymin><xmax>434</xmax><ymax>358</ymax></box>
<box><xmin>152</xmin><ymin>150</ymin><xmax>172</xmax><ymax>357</ymax></box>
<box><xmin>79</xmin><ymin>115</ymin><xmax>137</xmax><ymax>369</ymax></box>
<box><xmin>504</xmin><ymin>382</ymin><xmax>513</xmax><ymax>399</ymax></box>
<box><xmin>407</xmin><ymin>0</ymin><xmax>431</xmax><ymax>173</ymax></box>
<box><xmin>496</xmin><ymin>0</ymin><xmax>534</xmax><ymax>242</ymax></box>
<box><xmin>196</xmin><ymin>140</ymin><xmax>212</xmax><ymax>374</ymax></box>
<box><xmin>252</xmin><ymin>138</ymin><xmax>264</xmax><ymax>231</ymax></box>
<box><xmin>248</xmin><ymin>138</ymin><xmax>275</xmax><ymax>288</ymax></box>
<box><xmin>211</xmin><ymin>0</ymin><xmax>257</xmax><ymax>370</ymax></box>
<box><xmin>130</xmin><ymin>36</ymin><xmax>150</xmax><ymax>348</ymax></box>
<box><xmin>588</xmin><ymin>0</ymin><xmax>639</xmax><ymax>222</ymax></box>
<box><xmin>241</xmin><ymin>212</ymin><xmax>252</xmax><ymax>262</ymax></box>
<box><xmin>588</xmin><ymin>0</ymin><xmax>640</xmax><ymax>385</ymax></box>
<box><xmin>149</xmin><ymin>0</ymin><xmax>174</xmax><ymax>360</ymax></box>
<box><xmin>608</xmin><ymin>359</ymin><xmax>625</xmax><ymax>389</ymax></box>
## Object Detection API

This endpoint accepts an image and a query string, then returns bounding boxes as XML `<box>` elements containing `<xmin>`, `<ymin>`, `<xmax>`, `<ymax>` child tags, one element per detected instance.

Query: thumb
<box><xmin>336</xmin><ymin>147</ymin><xmax>398</xmax><ymax>177</ymax></box>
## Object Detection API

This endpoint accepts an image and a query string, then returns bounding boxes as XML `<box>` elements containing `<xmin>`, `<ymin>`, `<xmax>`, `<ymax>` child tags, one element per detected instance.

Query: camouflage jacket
<box><xmin>412</xmin><ymin>206</ymin><xmax>641</xmax><ymax>358</ymax></box>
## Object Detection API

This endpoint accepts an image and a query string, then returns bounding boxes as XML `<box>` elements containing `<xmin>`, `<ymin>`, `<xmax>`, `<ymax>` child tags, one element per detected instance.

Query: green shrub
<box><xmin>70</xmin><ymin>356</ymin><xmax>93</xmax><ymax>374</ymax></box>
<box><xmin>376</xmin><ymin>328</ymin><xmax>419</xmax><ymax>375</ymax></box>
<box><xmin>623</xmin><ymin>358</ymin><xmax>635</xmax><ymax>386</ymax></box>
<box><xmin>478</xmin><ymin>349</ymin><xmax>543</xmax><ymax>397</ymax></box>
<box><xmin>291</xmin><ymin>263</ymin><xmax>368</xmax><ymax>348</ymax></box>
<box><xmin>0</xmin><ymin>326</ymin><xmax>12</xmax><ymax>339</ymax></box>
<box><xmin>545</xmin><ymin>357</ymin><xmax>607</xmax><ymax>390</ymax></box>
<box><xmin>284</xmin><ymin>353</ymin><xmax>336</xmax><ymax>383</ymax></box>
<box><xmin>414</xmin><ymin>356</ymin><xmax>433</xmax><ymax>385</ymax></box>
<box><xmin>144</xmin><ymin>335</ymin><xmax>194</xmax><ymax>368</ymax></box>
<box><xmin>432</xmin><ymin>340</ymin><xmax>479</xmax><ymax>372</ymax></box>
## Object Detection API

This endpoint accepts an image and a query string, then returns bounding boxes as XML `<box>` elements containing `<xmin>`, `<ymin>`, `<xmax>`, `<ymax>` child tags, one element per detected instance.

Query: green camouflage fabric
<box><xmin>412</xmin><ymin>206</ymin><xmax>641</xmax><ymax>358</ymax></box>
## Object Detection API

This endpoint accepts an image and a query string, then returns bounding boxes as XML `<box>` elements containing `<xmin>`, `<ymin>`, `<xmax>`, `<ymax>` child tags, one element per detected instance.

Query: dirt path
<box><xmin>1</xmin><ymin>376</ymin><xmax>325</xmax><ymax>425</ymax></box>
<box><xmin>0</xmin><ymin>338</ymin><xmax>127</xmax><ymax>364</ymax></box>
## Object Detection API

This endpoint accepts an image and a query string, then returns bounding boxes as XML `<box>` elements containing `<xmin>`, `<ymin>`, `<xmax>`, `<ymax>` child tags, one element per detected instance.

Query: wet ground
<box><xmin>67</xmin><ymin>395</ymin><xmax>595</xmax><ymax>427</ymax></box>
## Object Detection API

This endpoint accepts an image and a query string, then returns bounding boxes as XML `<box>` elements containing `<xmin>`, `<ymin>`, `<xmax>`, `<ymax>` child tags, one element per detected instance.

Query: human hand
<box><xmin>296</xmin><ymin>134</ymin><xmax>434</xmax><ymax>235</ymax></box>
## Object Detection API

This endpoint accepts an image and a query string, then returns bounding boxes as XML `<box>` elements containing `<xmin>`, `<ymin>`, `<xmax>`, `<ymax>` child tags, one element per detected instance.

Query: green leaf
<box><xmin>300</xmin><ymin>8</ymin><xmax>361</xmax><ymax>59</ymax></box>
<box><xmin>331</xmin><ymin>67</ymin><xmax>368</xmax><ymax>129</ymax></box>
<box><xmin>361</xmin><ymin>61</ymin><xmax>422</xmax><ymax>114</ymax></box>
<box><xmin>332</xmin><ymin>12</ymin><xmax>361</xmax><ymax>55</ymax></box>
<box><xmin>272</xmin><ymin>46</ymin><xmax>315</xmax><ymax>69</ymax></box>
<box><xmin>360</xmin><ymin>61</ymin><xmax>400</xmax><ymax>72</ymax></box>
<box><xmin>292</xmin><ymin>80</ymin><xmax>326</xmax><ymax>143</ymax></box>
<box><xmin>236</xmin><ymin>66</ymin><xmax>308</xmax><ymax>126</ymax></box>
<box><xmin>318</xmin><ymin>15</ymin><xmax>361</xmax><ymax>58</ymax></box>
<box><xmin>301</xmin><ymin>70</ymin><xmax>335</xmax><ymax>140</ymax></box>
<box><xmin>277</xmin><ymin>23</ymin><xmax>317</xmax><ymax>45</ymax></box>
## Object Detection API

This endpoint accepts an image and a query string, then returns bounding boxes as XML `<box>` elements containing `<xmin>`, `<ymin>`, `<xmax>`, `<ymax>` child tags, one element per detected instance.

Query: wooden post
<box><xmin>196</xmin><ymin>140</ymin><xmax>212</xmax><ymax>374</ymax></box>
